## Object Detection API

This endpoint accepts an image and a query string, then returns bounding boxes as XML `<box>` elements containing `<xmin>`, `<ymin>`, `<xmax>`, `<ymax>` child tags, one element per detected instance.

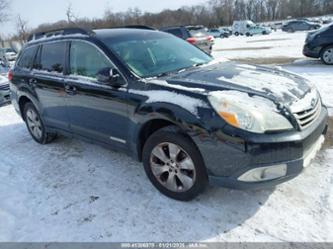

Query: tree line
<box><xmin>1</xmin><ymin>0</ymin><xmax>333</xmax><ymax>43</ymax></box>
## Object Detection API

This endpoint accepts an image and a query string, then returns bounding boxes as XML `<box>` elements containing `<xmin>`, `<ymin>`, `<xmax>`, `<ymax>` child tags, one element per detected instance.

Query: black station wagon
<box><xmin>10</xmin><ymin>28</ymin><xmax>328</xmax><ymax>201</ymax></box>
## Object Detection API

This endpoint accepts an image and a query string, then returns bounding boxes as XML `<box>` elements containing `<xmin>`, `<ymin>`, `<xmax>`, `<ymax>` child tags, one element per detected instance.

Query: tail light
<box><xmin>186</xmin><ymin>37</ymin><xmax>197</xmax><ymax>44</ymax></box>
<box><xmin>8</xmin><ymin>70</ymin><xmax>13</xmax><ymax>82</ymax></box>
<box><xmin>207</xmin><ymin>35</ymin><xmax>214</xmax><ymax>41</ymax></box>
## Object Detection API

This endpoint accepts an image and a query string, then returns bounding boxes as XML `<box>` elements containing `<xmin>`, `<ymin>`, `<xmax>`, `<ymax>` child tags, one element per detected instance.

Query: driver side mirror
<box><xmin>97</xmin><ymin>67</ymin><xmax>126</xmax><ymax>87</ymax></box>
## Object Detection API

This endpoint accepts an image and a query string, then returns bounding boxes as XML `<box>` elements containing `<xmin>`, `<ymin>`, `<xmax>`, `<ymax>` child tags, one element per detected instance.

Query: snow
<box><xmin>282</xmin><ymin>60</ymin><xmax>333</xmax><ymax>116</ymax></box>
<box><xmin>145</xmin><ymin>79</ymin><xmax>206</xmax><ymax>93</ymax></box>
<box><xmin>212</xmin><ymin>29</ymin><xmax>333</xmax><ymax>115</ymax></box>
<box><xmin>129</xmin><ymin>89</ymin><xmax>208</xmax><ymax>116</ymax></box>
<box><xmin>216</xmin><ymin>65</ymin><xmax>308</xmax><ymax>103</ymax></box>
<box><xmin>0</xmin><ymin>103</ymin><xmax>332</xmax><ymax>242</ymax></box>
<box><xmin>212</xmin><ymin>30</ymin><xmax>308</xmax><ymax>61</ymax></box>
<box><xmin>0</xmin><ymin>75</ymin><xmax>8</xmax><ymax>85</ymax></box>
<box><xmin>209</xmin><ymin>90</ymin><xmax>278</xmax><ymax>112</ymax></box>
<box><xmin>28</xmin><ymin>34</ymin><xmax>89</xmax><ymax>45</ymax></box>
<box><xmin>0</xmin><ymin>29</ymin><xmax>333</xmax><ymax>242</ymax></box>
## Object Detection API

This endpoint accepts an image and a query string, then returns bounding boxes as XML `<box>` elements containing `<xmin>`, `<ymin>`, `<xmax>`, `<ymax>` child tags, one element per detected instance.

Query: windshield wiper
<box><xmin>192</xmin><ymin>63</ymin><xmax>205</xmax><ymax>67</ymax></box>
<box><xmin>154</xmin><ymin>63</ymin><xmax>207</xmax><ymax>78</ymax></box>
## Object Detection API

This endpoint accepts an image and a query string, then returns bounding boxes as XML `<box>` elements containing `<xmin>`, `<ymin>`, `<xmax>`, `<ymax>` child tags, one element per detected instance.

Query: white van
<box><xmin>232</xmin><ymin>20</ymin><xmax>271</xmax><ymax>36</ymax></box>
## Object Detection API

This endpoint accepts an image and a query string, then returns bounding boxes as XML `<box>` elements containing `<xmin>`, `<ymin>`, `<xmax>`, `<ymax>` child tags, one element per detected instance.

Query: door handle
<box><xmin>65</xmin><ymin>85</ymin><xmax>77</xmax><ymax>95</ymax></box>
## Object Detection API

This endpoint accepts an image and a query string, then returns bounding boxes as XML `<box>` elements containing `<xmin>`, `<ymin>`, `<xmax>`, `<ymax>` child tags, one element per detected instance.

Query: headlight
<box><xmin>208</xmin><ymin>91</ymin><xmax>293</xmax><ymax>133</ymax></box>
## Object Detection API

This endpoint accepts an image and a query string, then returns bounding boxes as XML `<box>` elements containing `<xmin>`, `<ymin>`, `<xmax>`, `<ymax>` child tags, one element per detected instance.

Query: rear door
<box><xmin>64</xmin><ymin>40</ymin><xmax>129</xmax><ymax>148</ymax></box>
<box><xmin>32</xmin><ymin>41</ymin><xmax>70</xmax><ymax>131</ymax></box>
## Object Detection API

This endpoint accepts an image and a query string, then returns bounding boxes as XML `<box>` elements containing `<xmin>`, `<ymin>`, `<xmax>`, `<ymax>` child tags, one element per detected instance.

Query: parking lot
<box><xmin>0</xmin><ymin>30</ymin><xmax>332</xmax><ymax>242</ymax></box>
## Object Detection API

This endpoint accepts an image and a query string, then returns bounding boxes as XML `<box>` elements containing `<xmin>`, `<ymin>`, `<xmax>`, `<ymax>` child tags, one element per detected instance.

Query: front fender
<box><xmin>127</xmin><ymin>98</ymin><xmax>212</xmax><ymax>161</ymax></box>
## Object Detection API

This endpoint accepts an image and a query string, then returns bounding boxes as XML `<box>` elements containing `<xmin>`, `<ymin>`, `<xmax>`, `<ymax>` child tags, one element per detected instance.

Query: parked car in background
<box><xmin>160</xmin><ymin>26</ymin><xmax>213</xmax><ymax>54</ymax></box>
<box><xmin>0</xmin><ymin>48</ymin><xmax>17</xmax><ymax>61</ymax></box>
<box><xmin>207</xmin><ymin>28</ymin><xmax>230</xmax><ymax>38</ymax></box>
<box><xmin>232</xmin><ymin>20</ymin><xmax>271</xmax><ymax>36</ymax></box>
<box><xmin>322</xmin><ymin>17</ymin><xmax>333</xmax><ymax>24</ymax></box>
<box><xmin>272</xmin><ymin>22</ymin><xmax>284</xmax><ymax>30</ymax></box>
<box><xmin>10</xmin><ymin>27</ymin><xmax>328</xmax><ymax>201</ymax></box>
<box><xmin>0</xmin><ymin>75</ymin><xmax>10</xmax><ymax>105</ymax></box>
<box><xmin>282</xmin><ymin>20</ymin><xmax>321</xmax><ymax>32</ymax></box>
<box><xmin>220</xmin><ymin>27</ymin><xmax>232</xmax><ymax>36</ymax></box>
<box><xmin>303</xmin><ymin>24</ymin><xmax>333</xmax><ymax>65</ymax></box>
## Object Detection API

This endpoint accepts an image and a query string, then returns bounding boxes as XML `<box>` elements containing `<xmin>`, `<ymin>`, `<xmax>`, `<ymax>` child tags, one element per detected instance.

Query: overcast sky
<box><xmin>1</xmin><ymin>0</ymin><xmax>208</xmax><ymax>35</ymax></box>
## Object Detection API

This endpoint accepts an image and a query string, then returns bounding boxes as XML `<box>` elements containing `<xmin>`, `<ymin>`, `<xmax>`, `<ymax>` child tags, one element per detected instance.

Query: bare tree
<box><xmin>66</xmin><ymin>2</ymin><xmax>78</xmax><ymax>24</ymax></box>
<box><xmin>16</xmin><ymin>15</ymin><xmax>29</xmax><ymax>42</ymax></box>
<box><xmin>0</xmin><ymin>0</ymin><xmax>10</xmax><ymax>23</ymax></box>
<box><xmin>26</xmin><ymin>0</ymin><xmax>333</xmax><ymax>37</ymax></box>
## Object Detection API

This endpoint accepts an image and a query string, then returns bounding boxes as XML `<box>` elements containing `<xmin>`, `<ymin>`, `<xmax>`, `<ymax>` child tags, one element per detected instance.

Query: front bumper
<box><xmin>193</xmin><ymin>106</ymin><xmax>328</xmax><ymax>190</ymax></box>
<box><xmin>303</xmin><ymin>44</ymin><xmax>321</xmax><ymax>58</ymax></box>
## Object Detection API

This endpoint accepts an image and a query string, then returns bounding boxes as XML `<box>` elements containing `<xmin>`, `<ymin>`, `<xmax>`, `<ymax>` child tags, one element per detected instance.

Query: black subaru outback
<box><xmin>10</xmin><ymin>28</ymin><xmax>328</xmax><ymax>201</ymax></box>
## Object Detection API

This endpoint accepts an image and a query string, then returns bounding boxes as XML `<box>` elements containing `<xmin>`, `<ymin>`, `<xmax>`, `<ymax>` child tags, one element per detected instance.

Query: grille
<box><xmin>293</xmin><ymin>99</ymin><xmax>321</xmax><ymax>130</ymax></box>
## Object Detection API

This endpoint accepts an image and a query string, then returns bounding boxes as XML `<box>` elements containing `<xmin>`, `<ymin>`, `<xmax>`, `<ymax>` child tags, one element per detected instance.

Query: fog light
<box><xmin>238</xmin><ymin>164</ymin><xmax>287</xmax><ymax>182</ymax></box>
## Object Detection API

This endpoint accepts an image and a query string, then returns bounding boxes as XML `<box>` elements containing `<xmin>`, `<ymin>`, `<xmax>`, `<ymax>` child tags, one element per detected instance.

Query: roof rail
<box><xmin>119</xmin><ymin>25</ymin><xmax>156</xmax><ymax>30</ymax></box>
<box><xmin>27</xmin><ymin>27</ymin><xmax>94</xmax><ymax>42</ymax></box>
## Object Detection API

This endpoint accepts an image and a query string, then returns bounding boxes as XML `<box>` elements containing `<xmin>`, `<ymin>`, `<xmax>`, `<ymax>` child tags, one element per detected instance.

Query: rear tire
<box><xmin>23</xmin><ymin>102</ymin><xmax>57</xmax><ymax>144</ymax></box>
<box><xmin>142</xmin><ymin>126</ymin><xmax>208</xmax><ymax>201</ymax></box>
<box><xmin>234</xmin><ymin>32</ymin><xmax>239</xmax><ymax>36</ymax></box>
<box><xmin>321</xmin><ymin>46</ymin><xmax>333</xmax><ymax>65</ymax></box>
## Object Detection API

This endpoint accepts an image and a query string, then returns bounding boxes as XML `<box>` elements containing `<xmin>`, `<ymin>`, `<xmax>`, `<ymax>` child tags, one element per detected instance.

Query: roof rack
<box><xmin>27</xmin><ymin>27</ymin><xmax>95</xmax><ymax>42</ymax></box>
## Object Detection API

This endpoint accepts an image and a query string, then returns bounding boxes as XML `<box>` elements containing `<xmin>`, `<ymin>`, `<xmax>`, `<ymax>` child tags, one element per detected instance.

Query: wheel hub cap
<box><xmin>323</xmin><ymin>49</ymin><xmax>333</xmax><ymax>64</ymax></box>
<box><xmin>26</xmin><ymin>109</ymin><xmax>43</xmax><ymax>139</ymax></box>
<box><xmin>150</xmin><ymin>142</ymin><xmax>196</xmax><ymax>192</ymax></box>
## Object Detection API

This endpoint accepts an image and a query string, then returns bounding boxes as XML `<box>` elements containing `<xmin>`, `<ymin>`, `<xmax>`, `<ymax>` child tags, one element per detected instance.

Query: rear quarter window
<box><xmin>17</xmin><ymin>46</ymin><xmax>38</xmax><ymax>69</ymax></box>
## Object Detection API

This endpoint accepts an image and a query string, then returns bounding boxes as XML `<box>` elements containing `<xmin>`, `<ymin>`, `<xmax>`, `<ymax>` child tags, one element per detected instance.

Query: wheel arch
<box><xmin>320</xmin><ymin>44</ymin><xmax>333</xmax><ymax>56</ymax></box>
<box><xmin>136</xmin><ymin>118</ymin><xmax>179</xmax><ymax>161</ymax></box>
<box><xmin>18</xmin><ymin>95</ymin><xmax>33</xmax><ymax>120</ymax></box>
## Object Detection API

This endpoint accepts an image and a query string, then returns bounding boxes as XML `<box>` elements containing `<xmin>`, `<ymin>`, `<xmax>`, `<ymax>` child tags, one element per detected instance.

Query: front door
<box><xmin>64</xmin><ymin>40</ymin><xmax>129</xmax><ymax>148</ymax></box>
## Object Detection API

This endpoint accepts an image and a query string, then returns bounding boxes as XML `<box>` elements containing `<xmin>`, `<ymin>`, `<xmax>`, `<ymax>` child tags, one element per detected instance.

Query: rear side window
<box><xmin>17</xmin><ymin>46</ymin><xmax>37</xmax><ymax>69</ymax></box>
<box><xmin>39</xmin><ymin>42</ymin><xmax>66</xmax><ymax>73</ymax></box>
<box><xmin>166</xmin><ymin>28</ymin><xmax>183</xmax><ymax>38</ymax></box>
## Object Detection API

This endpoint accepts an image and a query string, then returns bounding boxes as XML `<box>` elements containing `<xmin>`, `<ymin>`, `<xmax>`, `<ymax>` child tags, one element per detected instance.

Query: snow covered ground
<box><xmin>213</xmin><ymin>30</ymin><xmax>307</xmax><ymax>63</ymax></box>
<box><xmin>0</xmin><ymin>30</ymin><xmax>332</xmax><ymax>242</ymax></box>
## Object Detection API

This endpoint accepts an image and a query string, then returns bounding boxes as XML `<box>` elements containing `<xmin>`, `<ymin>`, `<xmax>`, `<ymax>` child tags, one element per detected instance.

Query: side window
<box><xmin>69</xmin><ymin>41</ymin><xmax>112</xmax><ymax>79</ymax></box>
<box><xmin>166</xmin><ymin>29</ymin><xmax>183</xmax><ymax>38</ymax></box>
<box><xmin>39</xmin><ymin>42</ymin><xmax>66</xmax><ymax>73</ymax></box>
<box><xmin>17</xmin><ymin>46</ymin><xmax>37</xmax><ymax>69</ymax></box>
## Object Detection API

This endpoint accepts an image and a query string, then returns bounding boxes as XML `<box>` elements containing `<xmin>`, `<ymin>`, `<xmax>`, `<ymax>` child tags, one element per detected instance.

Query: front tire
<box><xmin>23</xmin><ymin>102</ymin><xmax>56</xmax><ymax>144</ymax></box>
<box><xmin>142</xmin><ymin>126</ymin><xmax>208</xmax><ymax>201</ymax></box>
<box><xmin>321</xmin><ymin>46</ymin><xmax>333</xmax><ymax>65</ymax></box>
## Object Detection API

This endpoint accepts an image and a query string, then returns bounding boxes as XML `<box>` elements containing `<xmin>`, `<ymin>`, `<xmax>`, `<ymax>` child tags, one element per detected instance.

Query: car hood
<box><xmin>153</xmin><ymin>61</ymin><xmax>313</xmax><ymax>107</ymax></box>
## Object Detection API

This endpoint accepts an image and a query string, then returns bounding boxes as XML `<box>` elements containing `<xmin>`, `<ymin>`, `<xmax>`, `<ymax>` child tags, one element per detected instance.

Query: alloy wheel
<box><xmin>323</xmin><ymin>48</ymin><xmax>333</xmax><ymax>64</ymax></box>
<box><xmin>26</xmin><ymin>108</ymin><xmax>43</xmax><ymax>140</ymax></box>
<box><xmin>149</xmin><ymin>142</ymin><xmax>196</xmax><ymax>192</ymax></box>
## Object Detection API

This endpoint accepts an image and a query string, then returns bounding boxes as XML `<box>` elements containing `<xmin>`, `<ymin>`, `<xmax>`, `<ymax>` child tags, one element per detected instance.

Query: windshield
<box><xmin>105</xmin><ymin>33</ymin><xmax>212</xmax><ymax>78</ymax></box>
